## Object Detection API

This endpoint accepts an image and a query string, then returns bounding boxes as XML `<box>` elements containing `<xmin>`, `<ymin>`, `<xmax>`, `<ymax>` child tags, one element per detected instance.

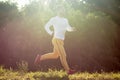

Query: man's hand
<box><xmin>71</xmin><ymin>27</ymin><xmax>76</xmax><ymax>31</ymax></box>
<box><xmin>67</xmin><ymin>27</ymin><xmax>76</xmax><ymax>32</ymax></box>
<box><xmin>49</xmin><ymin>31</ymin><xmax>53</xmax><ymax>36</ymax></box>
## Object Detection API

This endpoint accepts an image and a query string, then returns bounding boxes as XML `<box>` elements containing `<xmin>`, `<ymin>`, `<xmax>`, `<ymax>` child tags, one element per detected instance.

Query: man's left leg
<box><xmin>53</xmin><ymin>39</ymin><xmax>70</xmax><ymax>72</ymax></box>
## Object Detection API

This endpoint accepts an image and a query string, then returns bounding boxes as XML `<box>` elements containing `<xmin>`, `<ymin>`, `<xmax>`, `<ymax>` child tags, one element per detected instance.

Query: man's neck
<box><xmin>57</xmin><ymin>15</ymin><xmax>64</xmax><ymax>18</ymax></box>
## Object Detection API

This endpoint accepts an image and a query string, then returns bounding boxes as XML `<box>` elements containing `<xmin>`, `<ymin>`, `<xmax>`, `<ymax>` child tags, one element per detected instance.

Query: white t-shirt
<box><xmin>45</xmin><ymin>16</ymin><xmax>73</xmax><ymax>40</ymax></box>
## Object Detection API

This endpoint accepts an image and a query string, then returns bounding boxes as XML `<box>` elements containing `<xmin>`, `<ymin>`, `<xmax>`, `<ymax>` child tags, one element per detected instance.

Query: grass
<box><xmin>0</xmin><ymin>66</ymin><xmax>120</xmax><ymax>80</ymax></box>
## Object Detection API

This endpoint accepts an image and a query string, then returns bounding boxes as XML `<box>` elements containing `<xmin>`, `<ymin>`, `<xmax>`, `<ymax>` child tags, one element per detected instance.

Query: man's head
<box><xmin>56</xmin><ymin>5</ymin><xmax>66</xmax><ymax>17</ymax></box>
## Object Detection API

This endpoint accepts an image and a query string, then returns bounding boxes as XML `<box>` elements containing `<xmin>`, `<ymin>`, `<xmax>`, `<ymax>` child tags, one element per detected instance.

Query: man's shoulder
<box><xmin>64</xmin><ymin>18</ymin><xmax>68</xmax><ymax>21</ymax></box>
<box><xmin>51</xmin><ymin>16</ymin><xmax>68</xmax><ymax>22</ymax></box>
<box><xmin>49</xmin><ymin>16</ymin><xmax>57</xmax><ymax>22</ymax></box>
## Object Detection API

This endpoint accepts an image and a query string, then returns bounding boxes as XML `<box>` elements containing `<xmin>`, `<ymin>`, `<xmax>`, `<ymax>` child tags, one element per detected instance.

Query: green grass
<box><xmin>0</xmin><ymin>66</ymin><xmax>120</xmax><ymax>80</ymax></box>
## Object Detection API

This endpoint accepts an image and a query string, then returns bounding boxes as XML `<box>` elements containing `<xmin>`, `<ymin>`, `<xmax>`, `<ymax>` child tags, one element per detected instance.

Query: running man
<box><xmin>34</xmin><ymin>6</ymin><xmax>76</xmax><ymax>75</ymax></box>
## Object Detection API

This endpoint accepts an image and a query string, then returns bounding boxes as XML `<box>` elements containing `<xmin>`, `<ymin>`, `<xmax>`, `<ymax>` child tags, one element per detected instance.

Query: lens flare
<box><xmin>16</xmin><ymin>0</ymin><xmax>30</xmax><ymax>10</ymax></box>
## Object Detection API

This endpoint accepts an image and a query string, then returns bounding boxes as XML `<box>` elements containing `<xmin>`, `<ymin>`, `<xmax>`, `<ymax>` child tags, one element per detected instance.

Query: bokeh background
<box><xmin>0</xmin><ymin>0</ymin><xmax>120</xmax><ymax>72</ymax></box>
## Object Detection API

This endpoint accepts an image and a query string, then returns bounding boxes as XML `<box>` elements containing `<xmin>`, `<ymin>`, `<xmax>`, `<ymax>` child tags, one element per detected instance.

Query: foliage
<box><xmin>0</xmin><ymin>66</ymin><xmax>6</xmax><ymax>76</ymax></box>
<box><xmin>16</xmin><ymin>60</ymin><xmax>28</xmax><ymax>73</ymax></box>
<box><xmin>0</xmin><ymin>66</ymin><xmax>120</xmax><ymax>80</ymax></box>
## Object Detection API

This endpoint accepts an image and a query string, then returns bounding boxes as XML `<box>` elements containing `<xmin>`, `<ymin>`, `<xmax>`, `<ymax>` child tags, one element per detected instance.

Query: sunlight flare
<box><xmin>16</xmin><ymin>0</ymin><xmax>30</xmax><ymax>9</ymax></box>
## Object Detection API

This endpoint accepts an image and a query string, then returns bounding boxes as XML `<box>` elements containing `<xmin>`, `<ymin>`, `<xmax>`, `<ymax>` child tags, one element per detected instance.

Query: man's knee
<box><xmin>53</xmin><ymin>53</ymin><xmax>59</xmax><ymax>59</ymax></box>
<box><xmin>59</xmin><ymin>53</ymin><xmax>66</xmax><ymax>58</ymax></box>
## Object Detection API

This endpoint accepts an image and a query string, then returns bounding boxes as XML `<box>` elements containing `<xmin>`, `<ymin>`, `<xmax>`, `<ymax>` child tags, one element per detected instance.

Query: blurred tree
<box><xmin>0</xmin><ymin>1</ymin><xmax>19</xmax><ymax>27</ymax></box>
<box><xmin>66</xmin><ymin>0</ymin><xmax>120</xmax><ymax>25</ymax></box>
<box><xmin>65</xmin><ymin>0</ymin><xmax>120</xmax><ymax>65</ymax></box>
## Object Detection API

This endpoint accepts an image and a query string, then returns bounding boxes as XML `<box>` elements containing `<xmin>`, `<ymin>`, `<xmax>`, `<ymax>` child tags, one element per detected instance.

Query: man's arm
<box><xmin>45</xmin><ymin>18</ymin><xmax>53</xmax><ymax>35</ymax></box>
<box><xmin>66</xmin><ymin>19</ymin><xmax>75</xmax><ymax>32</ymax></box>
